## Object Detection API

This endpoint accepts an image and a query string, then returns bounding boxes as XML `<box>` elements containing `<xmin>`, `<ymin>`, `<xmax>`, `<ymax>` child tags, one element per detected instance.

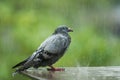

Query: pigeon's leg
<box><xmin>47</xmin><ymin>65</ymin><xmax>65</xmax><ymax>71</ymax></box>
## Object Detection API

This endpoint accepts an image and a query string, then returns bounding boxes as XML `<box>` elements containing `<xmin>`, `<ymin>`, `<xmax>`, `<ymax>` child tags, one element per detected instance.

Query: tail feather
<box><xmin>12</xmin><ymin>59</ymin><xmax>27</xmax><ymax>69</ymax></box>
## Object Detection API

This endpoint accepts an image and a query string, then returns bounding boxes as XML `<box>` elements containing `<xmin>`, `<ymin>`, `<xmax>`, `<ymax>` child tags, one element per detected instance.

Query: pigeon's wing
<box><xmin>37</xmin><ymin>34</ymin><xmax>71</xmax><ymax>58</ymax></box>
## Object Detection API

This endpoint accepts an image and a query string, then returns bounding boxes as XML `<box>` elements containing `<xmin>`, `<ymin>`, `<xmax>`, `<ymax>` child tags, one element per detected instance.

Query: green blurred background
<box><xmin>0</xmin><ymin>0</ymin><xmax>120</xmax><ymax>80</ymax></box>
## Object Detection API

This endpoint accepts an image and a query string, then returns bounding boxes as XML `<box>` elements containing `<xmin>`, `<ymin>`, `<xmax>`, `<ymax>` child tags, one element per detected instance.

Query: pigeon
<box><xmin>12</xmin><ymin>25</ymin><xmax>73</xmax><ymax>73</ymax></box>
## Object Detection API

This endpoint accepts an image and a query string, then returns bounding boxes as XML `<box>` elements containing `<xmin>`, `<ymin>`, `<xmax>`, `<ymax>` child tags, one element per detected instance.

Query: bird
<box><xmin>12</xmin><ymin>25</ymin><xmax>73</xmax><ymax>73</ymax></box>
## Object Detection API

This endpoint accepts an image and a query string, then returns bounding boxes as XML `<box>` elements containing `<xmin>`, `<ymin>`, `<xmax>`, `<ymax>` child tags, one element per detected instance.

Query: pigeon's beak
<box><xmin>68</xmin><ymin>28</ymin><xmax>73</xmax><ymax>32</ymax></box>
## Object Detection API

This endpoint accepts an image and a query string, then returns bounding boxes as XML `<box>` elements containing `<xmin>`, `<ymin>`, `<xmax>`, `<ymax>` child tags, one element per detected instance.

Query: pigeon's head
<box><xmin>54</xmin><ymin>25</ymin><xmax>73</xmax><ymax>34</ymax></box>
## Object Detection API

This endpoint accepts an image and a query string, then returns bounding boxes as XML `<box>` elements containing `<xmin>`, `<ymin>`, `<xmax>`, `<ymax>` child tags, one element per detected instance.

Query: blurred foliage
<box><xmin>0</xmin><ymin>0</ymin><xmax>120</xmax><ymax>80</ymax></box>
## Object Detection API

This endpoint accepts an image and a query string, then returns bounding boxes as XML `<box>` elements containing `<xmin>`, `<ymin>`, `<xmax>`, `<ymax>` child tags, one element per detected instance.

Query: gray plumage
<box><xmin>12</xmin><ymin>25</ymin><xmax>73</xmax><ymax>72</ymax></box>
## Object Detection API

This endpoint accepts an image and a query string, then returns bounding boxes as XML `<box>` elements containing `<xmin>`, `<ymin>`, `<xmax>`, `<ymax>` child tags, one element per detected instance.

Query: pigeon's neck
<box><xmin>53</xmin><ymin>32</ymin><xmax>71</xmax><ymax>40</ymax></box>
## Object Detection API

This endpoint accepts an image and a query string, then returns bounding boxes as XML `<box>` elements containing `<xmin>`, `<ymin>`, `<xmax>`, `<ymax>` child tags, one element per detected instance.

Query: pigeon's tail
<box><xmin>12</xmin><ymin>59</ymin><xmax>27</xmax><ymax>69</ymax></box>
<box><xmin>12</xmin><ymin>59</ymin><xmax>29</xmax><ymax>76</ymax></box>
<box><xmin>12</xmin><ymin>65</ymin><xmax>29</xmax><ymax>77</ymax></box>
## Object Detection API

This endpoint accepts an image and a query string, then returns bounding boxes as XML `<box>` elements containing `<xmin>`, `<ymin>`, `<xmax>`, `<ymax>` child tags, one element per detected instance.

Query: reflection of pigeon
<box><xmin>12</xmin><ymin>25</ymin><xmax>73</xmax><ymax>72</ymax></box>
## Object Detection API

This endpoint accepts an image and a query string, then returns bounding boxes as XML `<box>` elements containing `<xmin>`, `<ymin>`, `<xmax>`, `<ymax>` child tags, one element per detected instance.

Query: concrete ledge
<box><xmin>20</xmin><ymin>67</ymin><xmax>120</xmax><ymax>80</ymax></box>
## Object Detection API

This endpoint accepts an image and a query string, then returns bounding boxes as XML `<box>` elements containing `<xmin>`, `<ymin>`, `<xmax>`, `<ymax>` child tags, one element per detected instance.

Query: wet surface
<box><xmin>20</xmin><ymin>67</ymin><xmax>120</xmax><ymax>80</ymax></box>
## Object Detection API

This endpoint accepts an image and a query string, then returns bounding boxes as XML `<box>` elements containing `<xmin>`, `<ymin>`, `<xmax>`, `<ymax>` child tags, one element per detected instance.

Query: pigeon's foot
<box><xmin>47</xmin><ymin>68</ymin><xmax>65</xmax><ymax>71</ymax></box>
<box><xmin>47</xmin><ymin>66</ymin><xmax>65</xmax><ymax>71</ymax></box>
